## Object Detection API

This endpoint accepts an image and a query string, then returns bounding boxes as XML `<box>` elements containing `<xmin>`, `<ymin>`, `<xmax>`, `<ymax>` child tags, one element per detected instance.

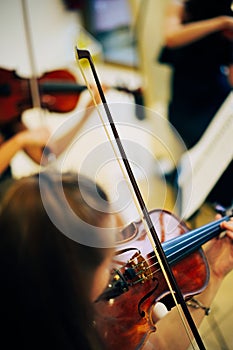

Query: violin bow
<box><xmin>21</xmin><ymin>0</ymin><xmax>42</xmax><ymax>114</ymax></box>
<box><xmin>75</xmin><ymin>48</ymin><xmax>206</xmax><ymax>350</ymax></box>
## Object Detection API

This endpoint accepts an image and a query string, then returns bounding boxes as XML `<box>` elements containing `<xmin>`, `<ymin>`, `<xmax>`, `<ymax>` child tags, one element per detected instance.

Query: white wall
<box><xmin>0</xmin><ymin>0</ymin><xmax>81</xmax><ymax>75</ymax></box>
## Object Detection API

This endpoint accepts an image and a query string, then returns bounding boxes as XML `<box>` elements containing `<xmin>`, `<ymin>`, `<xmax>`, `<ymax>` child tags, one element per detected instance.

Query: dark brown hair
<box><xmin>0</xmin><ymin>171</ymin><xmax>115</xmax><ymax>350</ymax></box>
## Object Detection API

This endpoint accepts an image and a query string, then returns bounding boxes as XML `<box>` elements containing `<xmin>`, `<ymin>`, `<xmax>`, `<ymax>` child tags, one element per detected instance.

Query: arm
<box><xmin>0</xmin><ymin>127</ymin><xmax>51</xmax><ymax>175</ymax></box>
<box><xmin>0</xmin><ymin>88</ymin><xmax>101</xmax><ymax>175</ymax></box>
<box><xmin>0</xmin><ymin>108</ymin><xmax>92</xmax><ymax>175</ymax></box>
<box><xmin>164</xmin><ymin>1</ymin><xmax>233</xmax><ymax>48</ymax></box>
<box><xmin>143</xmin><ymin>217</ymin><xmax>233</xmax><ymax>350</ymax></box>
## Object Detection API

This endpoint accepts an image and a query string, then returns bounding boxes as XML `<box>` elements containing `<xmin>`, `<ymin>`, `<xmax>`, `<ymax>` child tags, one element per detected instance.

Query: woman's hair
<box><xmin>0</xmin><ymin>171</ymin><xmax>115</xmax><ymax>350</ymax></box>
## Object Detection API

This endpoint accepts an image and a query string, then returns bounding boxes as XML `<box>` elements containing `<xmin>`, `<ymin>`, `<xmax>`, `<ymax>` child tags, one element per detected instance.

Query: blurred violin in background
<box><xmin>0</xmin><ymin>67</ymin><xmax>144</xmax><ymax>125</ymax></box>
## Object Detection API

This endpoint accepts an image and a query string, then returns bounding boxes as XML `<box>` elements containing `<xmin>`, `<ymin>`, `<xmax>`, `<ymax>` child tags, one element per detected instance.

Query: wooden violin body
<box><xmin>94</xmin><ymin>209</ymin><xmax>230</xmax><ymax>350</ymax></box>
<box><xmin>0</xmin><ymin>67</ymin><xmax>144</xmax><ymax>125</ymax></box>
<box><xmin>0</xmin><ymin>67</ymin><xmax>85</xmax><ymax>125</ymax></box>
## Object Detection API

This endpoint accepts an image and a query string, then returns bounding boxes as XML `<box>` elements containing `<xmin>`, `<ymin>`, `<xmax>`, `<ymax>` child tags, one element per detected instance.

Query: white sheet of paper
<box><xmin>177</xmin><ymin>92</ymin><xmax>233</xmax><ymax>220</ymax></box>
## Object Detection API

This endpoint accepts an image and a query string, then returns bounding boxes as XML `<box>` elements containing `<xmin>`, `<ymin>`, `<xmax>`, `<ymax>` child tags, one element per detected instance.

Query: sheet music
<box><xmin>177</xmin><ymin>92</ymin><xmax>233</xmax><ymax>220</ymax></box>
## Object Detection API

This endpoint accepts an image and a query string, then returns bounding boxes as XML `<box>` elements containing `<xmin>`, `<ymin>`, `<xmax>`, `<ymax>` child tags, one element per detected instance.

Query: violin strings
<box><xmin>162</xmin><ymin>218</ymin><xmax>225</xmax><ymax>265</ymax></box>
<box><xmin>21</xmin><ymin>0</ymin><xmax>42</xmax><ymax>113</ymax></box>
<box><xmin>124</xmin><ymin>217</ymin><xmax>226</xmax><ymax>286</ymax></box>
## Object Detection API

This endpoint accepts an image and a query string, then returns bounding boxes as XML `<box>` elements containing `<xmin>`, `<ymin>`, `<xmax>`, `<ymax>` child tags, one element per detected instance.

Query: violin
<box><xmin>0</xmin><ymin>67</ymin><xmax>83</xmax><ymax>124</ymax></box>
<box><xmin>94</xmin><ymin>209</ymin><xmax>232</xmax><ymax>350</ymax></box>
<box><xmin>0</xmin><ymin>67</ymin><xmax>144</xmax><ymax>125</ymax></box>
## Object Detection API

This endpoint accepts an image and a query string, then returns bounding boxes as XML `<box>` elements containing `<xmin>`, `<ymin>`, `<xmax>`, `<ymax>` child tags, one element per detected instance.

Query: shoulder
<box><xmin>166</xmin><ymin>0</ymin><xmax>186</xmax><ymax>21</ymax></box>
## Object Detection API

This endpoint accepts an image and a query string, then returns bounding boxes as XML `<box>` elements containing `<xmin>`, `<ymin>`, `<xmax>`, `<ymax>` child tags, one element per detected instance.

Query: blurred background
<box><xmin>0</xmin><ymin>0</ymin><xmax>183</xmax><ymax>216</ymax></box>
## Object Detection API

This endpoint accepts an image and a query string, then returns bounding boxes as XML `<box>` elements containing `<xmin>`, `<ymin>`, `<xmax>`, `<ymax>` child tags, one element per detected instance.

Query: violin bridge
<box><xmin>126</xmin><ymin>252</ymin><xmax>152</xmax><ymax>284</ymax></box>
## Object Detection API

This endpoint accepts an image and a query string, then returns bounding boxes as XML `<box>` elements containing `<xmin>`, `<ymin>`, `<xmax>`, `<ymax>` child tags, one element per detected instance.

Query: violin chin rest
<box><xmin>152</xmin><ymin>302</ymin><xmax>168</xmax><ymax>323</ymax></box>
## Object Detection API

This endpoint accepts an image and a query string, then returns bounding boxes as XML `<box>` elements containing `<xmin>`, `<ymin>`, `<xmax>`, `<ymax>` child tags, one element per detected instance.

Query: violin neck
<box><xmin>163</xmin><ymin>215</ymin><xmax>231</xmax><ymax>266</ymax></box>
<box><xmin>40</xmin><ymin>81</ymin><xmax>87</xmax><ymax>93</ymax></box>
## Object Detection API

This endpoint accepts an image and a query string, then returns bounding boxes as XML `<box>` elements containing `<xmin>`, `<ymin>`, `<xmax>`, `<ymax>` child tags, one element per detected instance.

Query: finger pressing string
<box><xmin>220</xmin><ymin>219</ymin><xmax>233</xmax><ymax>239</ymax></box>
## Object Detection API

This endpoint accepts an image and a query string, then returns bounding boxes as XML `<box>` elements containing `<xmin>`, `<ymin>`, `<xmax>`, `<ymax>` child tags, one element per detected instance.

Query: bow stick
<box><xmin>75</xmin><ymin>47</ymin><xmax>206</xmax><ymax>350</ymax></box>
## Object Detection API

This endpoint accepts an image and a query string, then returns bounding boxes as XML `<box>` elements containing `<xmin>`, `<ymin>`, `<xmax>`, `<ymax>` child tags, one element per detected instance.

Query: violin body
<box><xmin>0</xmin><ymin>67</ymin><xmax>85</xmax><ymax>125</ymax></box>
<box><xmin>0</xmin><ymin>67</ymin><xmax>144</xmax><ymax>125</ymax></box>
<box><xmin>94</xmin><ymin>209</ymin><xmax>210</xmax><ymax>350</ymax></box>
